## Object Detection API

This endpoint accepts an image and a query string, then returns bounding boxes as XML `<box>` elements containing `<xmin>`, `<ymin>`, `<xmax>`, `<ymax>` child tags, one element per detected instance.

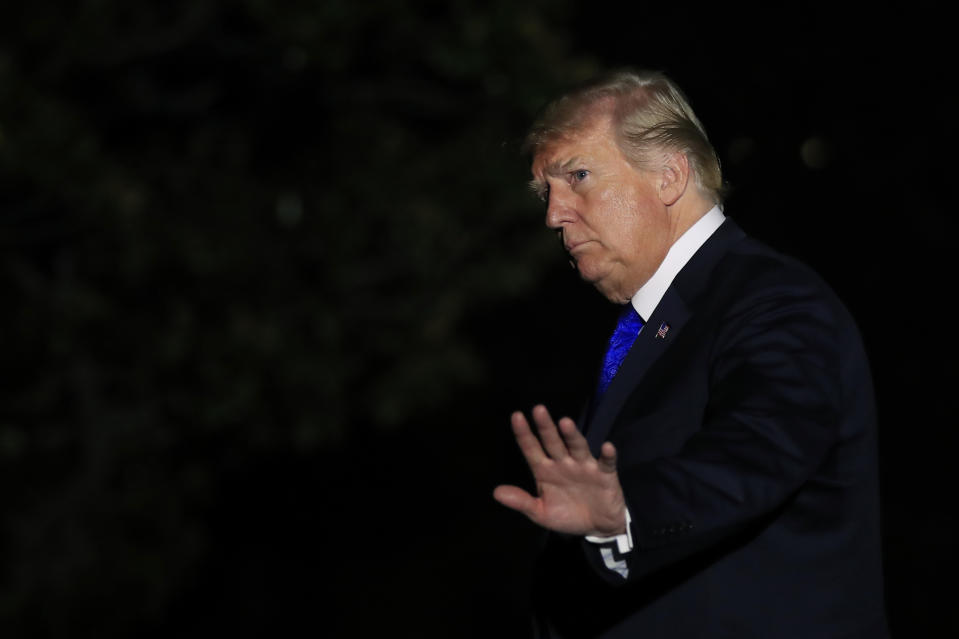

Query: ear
<box><xmin>658</xmin><ymin>152</ymin><xmax>690</xmax><ymax>206</ymax></box>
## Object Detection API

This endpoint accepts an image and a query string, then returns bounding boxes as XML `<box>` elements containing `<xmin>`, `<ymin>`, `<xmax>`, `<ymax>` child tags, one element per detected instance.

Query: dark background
<box><xmin>1</xmin><ymin>2</ymin><xmax>955</xmax><ymax>637</ymax></box>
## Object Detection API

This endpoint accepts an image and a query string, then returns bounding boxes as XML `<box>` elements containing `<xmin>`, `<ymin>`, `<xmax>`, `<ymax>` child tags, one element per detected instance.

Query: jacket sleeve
<box><xmin>605</xmin><ymin>278</ymin><xmax>848</xmax><ymax>583</ymax></box>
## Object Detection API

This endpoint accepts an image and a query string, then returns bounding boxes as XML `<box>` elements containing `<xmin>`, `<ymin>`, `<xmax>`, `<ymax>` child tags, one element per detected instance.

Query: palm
<box><xmin>494</xmin><ymin>405</ymin><xmax>626</xmax><ymax>537</ymax></box>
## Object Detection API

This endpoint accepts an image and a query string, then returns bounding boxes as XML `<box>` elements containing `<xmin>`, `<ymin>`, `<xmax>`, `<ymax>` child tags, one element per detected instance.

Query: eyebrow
<box><xmin>528</xmin><ymin>177</ymin><xmax>547</xmax><ymax>199</ymax></box>
<box><xmin>528</xmin><ymin>156</ymin><xmax>586</xmax><ymax>197</ymax></box>
<box><xmin>551</xmin><ymin>156</ymin><xmax>585</xmax><ymax>174</ymax></box>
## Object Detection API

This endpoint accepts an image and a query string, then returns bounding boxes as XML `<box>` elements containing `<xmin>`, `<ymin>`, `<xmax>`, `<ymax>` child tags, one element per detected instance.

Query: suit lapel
<box><xmin>586</xmin><ymin>286</ymin><xmax>691</xmax><ymax>454</ymax></box>
<box><xmin>583</xmin><ymin>218</ymin><xmax>747</xmax><ymax>454</ymax></box>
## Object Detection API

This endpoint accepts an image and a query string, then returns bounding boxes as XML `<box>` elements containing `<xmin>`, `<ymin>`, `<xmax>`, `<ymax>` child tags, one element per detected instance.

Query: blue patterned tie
<box><xmin>597</xmin><ymin>304</ymin><xmax>644</xmax><ymax>397</ymax></box>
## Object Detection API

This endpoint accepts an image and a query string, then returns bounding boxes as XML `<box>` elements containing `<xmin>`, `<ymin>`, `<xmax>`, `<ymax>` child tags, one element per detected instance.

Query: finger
<box><xmin>557</xmin><ymin>417</ymin><xmax>592</xmax><ymax>462</ymax></box>
<box><xmin>598</xmin><ymin>441</ymin><xmax>618</xmax><ymax>473</ymax></box>
<box><xmin>493</xmin><ymin>484</ymin><xmax>539</xmax><ymax>517</ymax></box>
<box><xmin>531</xmin><ymin>404</ymin><xmax>569</xmax><ymax>460</ymax></box>
<box><xmin>511</xmin><ymin>411</ymin><xmax>548</xmax><ymax>465</ymax></box>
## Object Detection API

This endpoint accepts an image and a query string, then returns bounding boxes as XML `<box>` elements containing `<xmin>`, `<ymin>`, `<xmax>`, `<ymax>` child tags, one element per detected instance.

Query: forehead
<box><xmin>531</xmin><ymin>119</ymin><xmax>618</xmax><ymax>177</ymax></box>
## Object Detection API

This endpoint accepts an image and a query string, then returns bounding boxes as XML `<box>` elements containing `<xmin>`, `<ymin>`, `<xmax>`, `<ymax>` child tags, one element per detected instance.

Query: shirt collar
<box><xmin>630</xmin><ymin>205</ymin><xmax>725</xmax><ymax>321</ymax></box>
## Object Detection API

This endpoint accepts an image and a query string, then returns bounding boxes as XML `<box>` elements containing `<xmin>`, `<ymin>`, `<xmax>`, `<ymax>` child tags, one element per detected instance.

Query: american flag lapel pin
<box><xmin>655</xmin><ymin>322</ymin><xmax>670</xmax><ymax>339</ymax></box>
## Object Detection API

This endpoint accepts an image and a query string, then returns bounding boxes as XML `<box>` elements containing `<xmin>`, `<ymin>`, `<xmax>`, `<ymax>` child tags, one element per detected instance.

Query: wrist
<box><xmin>587</xmin><ymin>506</ymin><xmax>630</xmax><ymax>539</ymax></box>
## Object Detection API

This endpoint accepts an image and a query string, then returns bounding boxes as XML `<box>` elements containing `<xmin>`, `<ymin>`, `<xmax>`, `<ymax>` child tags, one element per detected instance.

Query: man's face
<box><xmin>531</xmin><ymin>119</ymin><xmax>674</xmax><ymax>304</ymax></box>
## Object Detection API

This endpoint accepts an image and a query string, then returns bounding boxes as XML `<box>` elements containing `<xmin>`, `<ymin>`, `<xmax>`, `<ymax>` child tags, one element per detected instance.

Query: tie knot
<box><xmin>615</xmin><ymin>304</ymin><xmax>644</xmax><ymax>334</ymax></box>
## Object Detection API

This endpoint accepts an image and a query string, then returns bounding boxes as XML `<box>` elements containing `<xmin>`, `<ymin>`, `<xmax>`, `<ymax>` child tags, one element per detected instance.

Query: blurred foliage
<box><xmin>2</xmin><ymin>2</ymin><xmax>955</xmax><ymax>636</ymax></box>
<box><xmin>0</xmin><ymin>0</ymin><xmax>603</xmax><ymax>633</ymax></box>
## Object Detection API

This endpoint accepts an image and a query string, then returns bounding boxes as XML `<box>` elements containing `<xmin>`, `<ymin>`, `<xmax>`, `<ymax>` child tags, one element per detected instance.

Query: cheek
<box><xmin>597</xmin><ymin>190</ymin><xmax>637</xmax><ymax>231</ymax></box>
<box><xmin>608</xmin><ymin>193</ymin><xmax>648</xmax><ymax>239</ymax></box>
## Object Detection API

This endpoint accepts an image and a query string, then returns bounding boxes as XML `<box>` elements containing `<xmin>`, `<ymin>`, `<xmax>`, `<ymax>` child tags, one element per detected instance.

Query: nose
<box><xmin>545</xmin><ymin>186</ymin><xmax>575</xmax><ymax>230</ymax></box>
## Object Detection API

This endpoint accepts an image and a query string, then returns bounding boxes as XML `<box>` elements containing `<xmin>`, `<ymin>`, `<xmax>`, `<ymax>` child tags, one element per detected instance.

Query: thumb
<box><xmin>493</xmin><ymin>485</ymin><xmax>537</xmax><ymax>514</ymax></box>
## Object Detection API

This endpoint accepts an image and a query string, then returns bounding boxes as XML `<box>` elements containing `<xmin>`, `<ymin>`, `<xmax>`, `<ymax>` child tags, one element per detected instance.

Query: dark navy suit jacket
<box><xmin>532</xmin><ymin>219</ymin><xmax>888</xmax><ymax>638</ymax></box>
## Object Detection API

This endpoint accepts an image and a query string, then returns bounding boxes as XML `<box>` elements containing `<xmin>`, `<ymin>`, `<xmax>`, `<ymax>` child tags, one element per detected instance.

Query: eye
<box><xmin>539</xmin><ymin>184</ymin><xmax>550</xmax><ymax>203</ymax></box>
<box><xmin>570</xmin><ymin>169</ymin><xmax>589</xmax><ymax>183</ymax></box>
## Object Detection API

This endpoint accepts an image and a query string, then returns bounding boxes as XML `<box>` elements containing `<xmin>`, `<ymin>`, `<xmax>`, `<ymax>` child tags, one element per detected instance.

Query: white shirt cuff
<box><xmin>585</xmin><ymin>507</ymin><xmax>633</xmax><ymax>553</ymax></box>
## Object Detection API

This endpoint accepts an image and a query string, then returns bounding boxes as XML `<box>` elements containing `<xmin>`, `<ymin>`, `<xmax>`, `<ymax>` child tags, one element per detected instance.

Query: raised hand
<box><xmin>493</xmin><ymin>404</ymin><xmax>627</xmax><ymax>537</ymax></box>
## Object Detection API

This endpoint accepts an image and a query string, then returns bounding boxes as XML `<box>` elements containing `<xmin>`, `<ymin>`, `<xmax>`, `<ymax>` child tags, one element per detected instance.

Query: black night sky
<box><xmin>1</xmin><ymin>3</ymin><xmax>955</xmax><ymax>637</ymax></box>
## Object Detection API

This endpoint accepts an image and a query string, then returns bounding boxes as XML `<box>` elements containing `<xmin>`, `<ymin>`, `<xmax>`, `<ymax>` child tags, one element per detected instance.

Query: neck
<box><xmin>667</xmin><ymin>190</ymin><xmax>714</xmax><ymax>246</ymax></box>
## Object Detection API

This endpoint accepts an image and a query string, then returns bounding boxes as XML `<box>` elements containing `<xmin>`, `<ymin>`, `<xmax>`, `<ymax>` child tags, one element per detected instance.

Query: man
<box><xmin>494</xmin><ymin>70</ymin><xmax>888</xmax><ymax>637</ymax></box>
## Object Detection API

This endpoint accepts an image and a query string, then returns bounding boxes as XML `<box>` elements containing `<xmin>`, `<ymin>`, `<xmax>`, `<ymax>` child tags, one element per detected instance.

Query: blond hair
<box><xmin>525</xmin><ymin>69</ymin><xmax>724</xmax><ymax>203</ymax></box>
